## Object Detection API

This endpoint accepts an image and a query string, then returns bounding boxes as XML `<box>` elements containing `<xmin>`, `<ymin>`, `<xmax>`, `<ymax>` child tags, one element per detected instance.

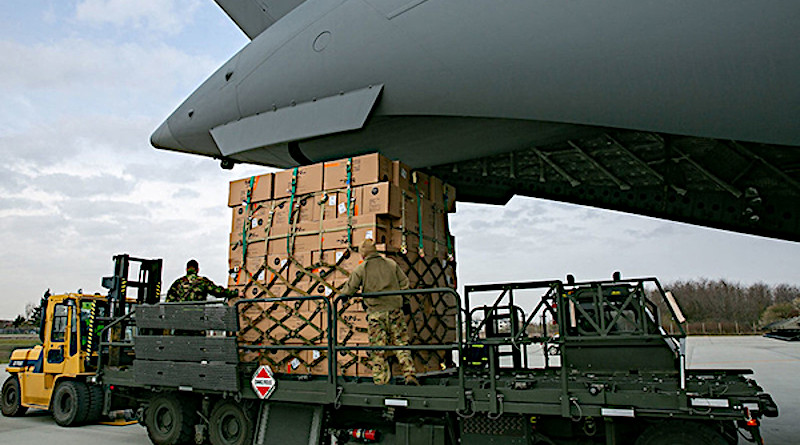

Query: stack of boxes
<box><xmin>227</xmin><ymin>153</ymin><xmax>457</xmax><ymax>377</ymax></box>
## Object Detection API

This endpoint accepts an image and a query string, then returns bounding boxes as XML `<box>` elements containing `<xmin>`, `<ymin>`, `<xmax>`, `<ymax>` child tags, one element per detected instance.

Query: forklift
<box><xmin>1</xmin><ymin>254</ymin><xmax>161</xmax><ymax>426</ymax></box>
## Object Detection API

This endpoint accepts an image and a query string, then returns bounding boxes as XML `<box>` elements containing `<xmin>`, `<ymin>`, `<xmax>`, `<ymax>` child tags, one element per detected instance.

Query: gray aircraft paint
<box><xmin>152</xmin><ymin>0</ymin><xmax>799</xmax><ymax>168</ymax></box>
<box><xmin>149</xmin><ymin>1</ymin><xmax>800</xmax><ymax>244</ymax></box>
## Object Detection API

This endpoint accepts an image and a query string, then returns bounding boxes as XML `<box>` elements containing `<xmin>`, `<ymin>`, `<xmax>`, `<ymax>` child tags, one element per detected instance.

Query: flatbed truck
<box><xmin>2</xmin><ymin>255</ymin><xmax>778</xmax><ymax>445</ymax></box>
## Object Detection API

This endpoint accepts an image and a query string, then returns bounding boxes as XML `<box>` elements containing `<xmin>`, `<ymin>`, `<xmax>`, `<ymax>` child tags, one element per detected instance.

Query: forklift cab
<box><xmin>3</xmin><ymin>254</ymin><xmax>162</xmax><ymax>419</ymax></box>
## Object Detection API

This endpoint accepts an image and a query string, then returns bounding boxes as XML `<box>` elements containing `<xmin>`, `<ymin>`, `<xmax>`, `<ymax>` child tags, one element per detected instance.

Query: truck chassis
<box><xmin>94</xmin><ymin>276</ymin><xmax>777</xmax><ymax>445</ymax></box>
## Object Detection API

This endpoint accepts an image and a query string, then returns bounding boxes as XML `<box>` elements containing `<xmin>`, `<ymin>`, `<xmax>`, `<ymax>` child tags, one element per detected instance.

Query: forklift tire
<box><xmin>86</xmin><ymin>384</ymin><xmax>105</xmax><ymax>423</ymax></box>
<box><xmin>52</xmin><ymin>380</ymin><xmax>90</xmax><ymax>426</ymax></box>
<box><xmin>635</xmin><ymin>421</ymin><xmax>728</xmax><ymax>445</ymax></box>
<box><xmin>209</xmin><ymin>400</ymin><xmax>254</xmax><ymax>445</ymax></box>
<box><xmin>2</xmin><ymin>375</ymin><xmax>28</xmax><ymax>417</ymax></box>
<box><xmin>146</xmin><ymin>394</ymin><xmax>198</xmax><ymax>445</ymax></box>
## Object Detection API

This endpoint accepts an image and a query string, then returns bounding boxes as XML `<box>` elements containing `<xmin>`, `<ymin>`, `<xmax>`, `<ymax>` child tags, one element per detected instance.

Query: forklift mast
<box><xmin>99</xmin><ymin>254</ymin><xmax>162</xmax><ymax>367</ymax></box>
<box><xmin>102</xmin><ymin>254</ymin><xmax>162</xmax><ymax>318</ymax></box>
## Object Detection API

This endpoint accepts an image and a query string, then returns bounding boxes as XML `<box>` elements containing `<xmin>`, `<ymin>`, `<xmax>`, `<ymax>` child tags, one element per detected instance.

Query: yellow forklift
<box><xmin>1</xmin><ymin>254</ymin><xmax>161</xmax><ymax>426</ymax></box>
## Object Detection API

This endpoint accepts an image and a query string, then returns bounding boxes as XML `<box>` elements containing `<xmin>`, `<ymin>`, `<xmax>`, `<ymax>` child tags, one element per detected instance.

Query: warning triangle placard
<box><xmin>251</xmin><ymin>365</ymin><xmax>276</xmax><ymax>399</ymax></box>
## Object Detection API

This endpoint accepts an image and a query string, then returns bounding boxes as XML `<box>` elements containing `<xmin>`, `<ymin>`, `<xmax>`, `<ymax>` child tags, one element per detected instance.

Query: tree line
<box><xmin>656</xmin><ymin>279</ymin><xmax>800</xmax><ymax>332</ymax></box>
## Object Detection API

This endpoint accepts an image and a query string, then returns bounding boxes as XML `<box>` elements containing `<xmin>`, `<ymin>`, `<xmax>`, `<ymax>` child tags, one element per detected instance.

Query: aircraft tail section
<box><xmin>214</xmin><ymin>0</ymin><xmax>306</xmax><ymax>39</ymax></box>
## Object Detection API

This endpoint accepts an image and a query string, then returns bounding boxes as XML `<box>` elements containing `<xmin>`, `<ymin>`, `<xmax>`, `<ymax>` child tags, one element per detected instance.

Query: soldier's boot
<box><xmin>404</xmin><ymin>375</ymin><xmax>420</xmax><ymax>386</ymax></box>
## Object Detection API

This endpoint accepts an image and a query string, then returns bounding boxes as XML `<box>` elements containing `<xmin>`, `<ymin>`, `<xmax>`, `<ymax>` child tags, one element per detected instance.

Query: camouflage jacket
<box><xmin>165</xmin><ymin>272</ymin><xmax>236</xmax><ymax>302</ymax></box>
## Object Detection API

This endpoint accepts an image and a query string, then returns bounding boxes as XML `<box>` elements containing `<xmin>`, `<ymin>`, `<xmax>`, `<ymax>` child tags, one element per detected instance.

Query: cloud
<box><xmin>35</xmin><ymin>173</ymin><xmax>135</xmax><ymax>199</ymax></box>
<box><xmin>0</xmin><ymin>198</ymin><xmax>46</xmax><ymax>212</ymax></box>
<box><xmin>75</xmin><ymin>0</ymin><xmax>203</xmax><ymax>35</ymax></box>
<box><xmin>0</xmin><ymin>39</ymin><xmax>216</xmax><ymax>107</ymax></box>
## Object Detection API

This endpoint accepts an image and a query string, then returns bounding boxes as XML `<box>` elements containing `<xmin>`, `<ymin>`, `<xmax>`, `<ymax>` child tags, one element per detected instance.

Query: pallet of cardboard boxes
<box><xmin>227</xmin><ymin>153</ymin><xmax>457</xmax><ymax>378</ymax></box>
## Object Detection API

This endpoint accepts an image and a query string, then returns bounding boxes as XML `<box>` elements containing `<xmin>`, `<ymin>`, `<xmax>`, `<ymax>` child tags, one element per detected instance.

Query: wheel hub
<box><xmin>59</xmin><ymin>393</ymin><xmax>73</xmax><ymax>413</ymax></box>
<box><xmin>155</xmin><ymin>406</ymin><xmax>175</xmax><ymax>433</ymax></box>
<box><xmin>221</xmin><ymin>414</ymin><xmax>241</xmax><ymax>439</ymax></box>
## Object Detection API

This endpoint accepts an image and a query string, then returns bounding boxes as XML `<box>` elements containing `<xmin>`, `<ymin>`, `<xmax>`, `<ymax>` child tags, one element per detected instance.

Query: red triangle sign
<box><xmin>251</xmin><ymin>365</ymin><xmax>276</xmax><ymax>399</ymax></box>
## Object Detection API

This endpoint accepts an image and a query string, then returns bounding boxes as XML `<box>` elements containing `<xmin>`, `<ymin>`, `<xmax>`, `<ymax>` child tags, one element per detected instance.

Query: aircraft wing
<box><xmin>214</xmin><ymin>0</ymin><xmax>306</xmax><ymax>39</ymax></box>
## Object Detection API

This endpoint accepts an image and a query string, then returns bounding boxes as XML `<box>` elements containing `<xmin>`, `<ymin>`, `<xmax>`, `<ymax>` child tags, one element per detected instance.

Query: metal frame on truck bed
<box><xmin>91</xmin><ymin>273</ymin><xmax>778</xmax><ymax>445</ymax></box>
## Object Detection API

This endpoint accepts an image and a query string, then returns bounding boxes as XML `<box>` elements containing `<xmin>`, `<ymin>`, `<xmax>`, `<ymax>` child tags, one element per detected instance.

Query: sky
<box><xmin>0</xmin><ymin>1</ymin><xmax>798</xmax><ymax>320</ymax></box>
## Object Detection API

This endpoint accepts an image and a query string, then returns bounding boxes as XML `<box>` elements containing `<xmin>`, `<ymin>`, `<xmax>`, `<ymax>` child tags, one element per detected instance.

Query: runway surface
<box><xmin>1</xmin><ymin>336</ymin><xmax>797</xmax><ymax>444</ymax></box>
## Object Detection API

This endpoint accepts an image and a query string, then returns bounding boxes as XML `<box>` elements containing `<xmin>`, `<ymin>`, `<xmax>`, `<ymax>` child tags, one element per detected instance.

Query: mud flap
<box><xmin>253</xmin><ymin>402</ymin><xmax>323</xmax><ymax>445</ymax></box>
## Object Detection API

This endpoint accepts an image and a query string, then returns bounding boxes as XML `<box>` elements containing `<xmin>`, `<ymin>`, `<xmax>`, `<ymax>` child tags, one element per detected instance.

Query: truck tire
<box><xmin>52</xmin><ymin>380</ymin><xmax>90</xmax><ymax>426</ymax></box>
<box><xmin>209</xmin><ymin>400</ymin><xmax>254</xmax><ymax>445</ymax></box>
<box><xmin>85</xmin><ymin>384</ymin><xmax>105</xmax><ymax>423</ymax></box>
<box><xmin>635</xmin><ymin>421</ymin><xmax>728</xmax><ymax>445</ymax></box>
<box><xmin>2</xmin><ymin>375</ymin><xmax>28</xmax><ymax>417</ymax></box>
<box><xmin>145</xmin><ymin>394</ymin><xmax>198</xmax><ymax>445</ymax></box>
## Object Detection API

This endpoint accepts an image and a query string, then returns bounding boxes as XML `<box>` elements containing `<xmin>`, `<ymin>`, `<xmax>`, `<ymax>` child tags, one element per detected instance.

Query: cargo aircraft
<box><xmin>151</xmin><ymin>0</ymin><xmax>800</xmax><ymax>241</ymax></box>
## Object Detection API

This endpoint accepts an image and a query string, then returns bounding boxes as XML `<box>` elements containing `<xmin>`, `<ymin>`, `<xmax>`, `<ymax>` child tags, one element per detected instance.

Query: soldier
<box><xmin>340</xmin><ymin>240</ymin><xmax>419</xmax><ymax>386</ymax></box>
<box><xmin>166</xmin><ymin>259</ymin><xmax>237</xmax><ymax>302</ymax></box>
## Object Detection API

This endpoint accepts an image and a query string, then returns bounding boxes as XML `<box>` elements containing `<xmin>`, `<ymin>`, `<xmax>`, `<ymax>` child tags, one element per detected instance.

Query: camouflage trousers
<box><xmin>366</xmin><ymin>309</ymin><xmax>416</xmax><ymax>385</ymax></box>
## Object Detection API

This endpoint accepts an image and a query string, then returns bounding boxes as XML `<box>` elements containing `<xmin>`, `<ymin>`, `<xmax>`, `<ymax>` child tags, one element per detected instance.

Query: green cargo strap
<box><xmin>443</xmin><ymin>185</ymin><xmax>454</xmax><ymax>260</ymax></box>
<box><xmin>346</xmin><ymin>158</ymin><xmax>353</xmax><ymax>246</ymax></box>
<box><xmin>287</xmin><ymin>167</ymin><xmax>298</xmax><ymax>255</ymax></box>
<box><xmin>241</xmin><ymin>176</ymin><xmax>256</xmax><ymax>265</ymax></box>
<box><xmin>414</xmin><ymin>179</ymin><xmax>424</xmax><ymax>257</ymax></box>
<box><xmin>400</xmin><ymin>191</ymin><xmax>408</xmax><ymax>254</ymax></box>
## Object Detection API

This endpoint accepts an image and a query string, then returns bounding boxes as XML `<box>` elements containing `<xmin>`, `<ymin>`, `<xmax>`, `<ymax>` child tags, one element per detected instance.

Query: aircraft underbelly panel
<box><xmin>211</xmin><ymin>84</ymin><xmax>383</xmax><ymax>156</ymax></box>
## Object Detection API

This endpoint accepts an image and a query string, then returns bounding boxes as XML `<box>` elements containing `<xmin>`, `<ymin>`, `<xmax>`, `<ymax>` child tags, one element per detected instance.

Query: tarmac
<box><xmin>1</xmin><ymin>336</ymin><xmax>797</xmax><ymax>444</ymax></box>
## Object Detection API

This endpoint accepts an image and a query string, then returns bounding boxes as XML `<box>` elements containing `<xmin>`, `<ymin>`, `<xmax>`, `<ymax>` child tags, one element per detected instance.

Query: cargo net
<box><xmin>231</xmin><ymin>250</ymin><xmax>457</xmax><ymax>377</ymax></box>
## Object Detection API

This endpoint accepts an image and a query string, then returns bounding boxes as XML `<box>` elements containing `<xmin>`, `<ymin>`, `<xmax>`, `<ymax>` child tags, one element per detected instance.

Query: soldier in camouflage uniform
<box><xmin>340</xmin><ymin>240</ymin><xmax>419</xmax><ymax>386</ymax></box>
<box><xmin>166</xmin><ymin>259</ymin><xmax>237</xmax><ymax>302</ymax></box>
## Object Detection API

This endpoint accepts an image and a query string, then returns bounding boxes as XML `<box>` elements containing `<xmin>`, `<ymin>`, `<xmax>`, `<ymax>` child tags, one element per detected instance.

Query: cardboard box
<box><xmin>392</xmin><ymin>160</ymin><xmax>412</xmax><ymax>192</ymax></box>
<box><xmin>429</xmin><ymin>176</ymin><xmax>456</xmax><ymax>212</ymax></box>
<box><xmin>286</xmin><ymin>252</ymin><xmax>312</xmax><ymax>287</ymax></box>
<box><xmin>231</xmin><ymin>203</ymin><xmax>273</xmax><ymax>238</ymax></box>
<box><xmin>228</xmin><ymin>173</ymin><xmax>273</xmax><ymax>207</ymax></box>
<box><xmin>303</xmin><ymin>349</ymin><xmax>331</xmax><ymax>375</ymax></box>
<box><xmin>336</xmin><ymin>309</ymin><xmax>370</xmax><ymax>344</ymax></box>
<box><xmin>411</xmin><ymin>196</ymin><xmax>435</xmax><ymax>237</ymax></box>
<box><xmin>265</xmin><ymin>244</ymin><xmax>292</xmax><ymax>284</ymax></box>
<box><xmin>313</xmin><ymin>249</ymin><xmax>361</xmax><ymax>269</ymax></box>
<box><xmin>357</xmin><ymin>182</ymin><xmax>401</xmax><ymax>219</ymax></box>
<box><xmin>228</xmin><ymin>268</ymin><xmax>250</xmax><ymax>287</ymax></box>
<box><xmin>321</xmin><ymin>215</ymin><xmax>392</xmax><ymax>250</ymax></box>
<box><xmin>269</xmin><ymin>307</ymin><xmax>327</xmax><ymax>345</ymax></box>
<box><xmin>320</xmin><ymin>190</ymin><xmax>342</xmax><ymax>220</ymax></box>
<box><xmin>228</xmin><ymin>237</ymin><xmax>266</xmax><ymax>266</ymax></box>
<box><xmin>260</xmin><ymin>349</ymin><xmax>308</xmax><ymax>374</ymax></box>
<box><xmin>304</xmin><ymin>349</ymin><xmax>367</xmax><ymax>377</ymax></box>
<box><xmin>323</xmin><ymin>153</ymin><xmax>392</xmax><ymax>190</ymax></box>
<box><xmin>274</xmin><ymin>164</ymin><xmax>324</xmax><ymax>198</ymax></box>
<box><xmin>291</xmin><ymin>221</ymin><xmax>323</xmax><ymax>254</ymax></box>
<box><xmin>411</xmin><ymin>170</ymin><xmax>430</xmax><ymax>198</ymax></box>
<box><xmin>310</xmin><ymin>249</ymin><xmax>359</xmax><ymax>286</ymax></box>
<box><xmin>297</xmin><ymin>194</ymin><xmax>322</xmax><ymax>222</ymax></box>
<box><xmin>269</xmin><ymin>198</ymin><xmax>293</xmax><ymax>226</ymax></box>
<box><xmin>393</xmin><ymin>191</ymin><xmax>420</xmax><ymax>233</ymax></box>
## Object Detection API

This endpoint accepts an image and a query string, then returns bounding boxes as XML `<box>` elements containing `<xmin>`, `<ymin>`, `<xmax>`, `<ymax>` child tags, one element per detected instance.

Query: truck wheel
<box><xmin>145</xmin><ymin>394</ymin><xmax>198</xmax><ymax>445</ymax></box>
<box><xmin>635</xmin><ymin>421</ymin><xmax>728</xmax><ymax>445</ymax></box>
<box><xmin>2</xmin><ymin>376</ymin><xmax>28</xmax><ymax>417</ymax></box>
<box><xmin>52</xmin><ymin>381</ymin><xmax>90</xmax><ymax>426</ymax></box>
<box><xmin>209</xmin><ymin>400</ymin><xmax>254</xmax><ymax>445</ymax></box>
<box><xmin>85</xmin><ymin>384</ymin><xmax>105</xmax><ymax>423</ymax></box>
